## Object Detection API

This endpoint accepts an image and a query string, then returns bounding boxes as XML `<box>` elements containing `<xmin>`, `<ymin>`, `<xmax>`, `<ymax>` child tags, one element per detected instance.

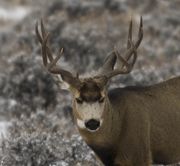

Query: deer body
<box><xmin>36</xmin><ymin>17</ymin><xmax>180</xmax><ymax>166</ymax></box>
<box><xmin>74</xmin><ymin>76</ymin><xmax>180</xmax><ymax>165</ymax></box>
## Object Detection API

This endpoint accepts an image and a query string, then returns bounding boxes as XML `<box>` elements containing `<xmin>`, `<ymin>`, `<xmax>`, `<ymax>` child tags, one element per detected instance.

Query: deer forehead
<box><xmin>73</xmin><ymin>80</ymin><xmax>106</xmax><ymax>102</ymax></box>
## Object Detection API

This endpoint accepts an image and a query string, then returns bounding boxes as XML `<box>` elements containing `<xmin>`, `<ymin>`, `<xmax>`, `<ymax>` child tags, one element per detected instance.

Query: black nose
<box><xmin>85</xmin><ymin>119</ymin><xmax>100</xmax><ymax>131</ymax></box>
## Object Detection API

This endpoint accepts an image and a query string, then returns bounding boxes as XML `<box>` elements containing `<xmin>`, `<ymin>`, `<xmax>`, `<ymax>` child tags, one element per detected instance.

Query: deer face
<box><xmin>36</xmin><ymin>17</ymin><xmax>143</xmax><ymax>131</ymax></box>
<box><xmin>72</xmin><ymin>78</ymin><xmax>107</xmax><ymax>132</ymax></box>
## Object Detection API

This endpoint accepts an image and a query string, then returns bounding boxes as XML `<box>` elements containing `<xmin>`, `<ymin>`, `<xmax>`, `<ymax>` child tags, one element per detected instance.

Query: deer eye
<box><xmin>76</xmin><ymin>98</ymin><xmax>83</xmax><ymax>104</ymax></box>
<box><xmin>99</xmin><ymin>97</ymin><xmax>105</xmax><ymax>103</ymax></box>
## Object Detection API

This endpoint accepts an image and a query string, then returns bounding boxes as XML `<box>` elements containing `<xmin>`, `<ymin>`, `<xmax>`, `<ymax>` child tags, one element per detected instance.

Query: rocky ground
<box><xmin>0</xmin><ymin>0</ymin><xmax>179</xmax><ymax>165</ymax></box>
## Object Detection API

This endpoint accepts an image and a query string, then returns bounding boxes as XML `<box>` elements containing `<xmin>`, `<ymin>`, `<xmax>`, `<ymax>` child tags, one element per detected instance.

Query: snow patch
<box><xmin>0</xmin><ymin>121</ymin><xmax>11</xmax><ymax>139</ymax></box>
<box><xmin>0</xmin><ymin>6</ymin><xmax>30</xmax><ymax>21</ymax></box>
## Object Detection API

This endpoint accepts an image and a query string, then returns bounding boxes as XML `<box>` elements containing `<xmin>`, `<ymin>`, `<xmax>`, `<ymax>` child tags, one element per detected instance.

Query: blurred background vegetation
<box><xmin>0</xmin><ymin>0</ymin><xmax>179</xmax><ymax>165</ymax></box>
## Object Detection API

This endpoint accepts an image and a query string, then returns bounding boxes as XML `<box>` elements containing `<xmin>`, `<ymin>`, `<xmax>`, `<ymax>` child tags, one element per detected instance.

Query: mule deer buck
<box><xmin>35</xmin><ymin>17</ymin><xmax>180</xmax><ymax>166</ymax></box>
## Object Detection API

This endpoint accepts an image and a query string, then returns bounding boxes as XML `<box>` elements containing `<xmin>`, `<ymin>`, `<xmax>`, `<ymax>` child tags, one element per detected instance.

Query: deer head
<box><xmin>35</xmin><ymin>17</ymin><xmax>143</xmax><ymax>132</ymax></box>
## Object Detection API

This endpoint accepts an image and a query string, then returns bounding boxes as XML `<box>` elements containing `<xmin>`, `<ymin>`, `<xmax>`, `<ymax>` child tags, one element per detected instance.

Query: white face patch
<box><xmin>76</xmin><ymin>101</ymin><xmax>104</xmax><ymax>120</ymax></box>
<box><xmin>75</xmin><ymin>101</ymin><xmax>105</xmax><ymax>132</ymax></box>
<box><xmin>77</xmin><ymin>118</ymin><xmax>85</xmax><ymax>129</ymax></box>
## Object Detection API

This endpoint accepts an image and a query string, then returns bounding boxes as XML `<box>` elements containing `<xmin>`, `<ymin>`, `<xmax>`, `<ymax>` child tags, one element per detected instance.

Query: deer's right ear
<box><xmin>61</xmin><ymin>74</ymin><xmax>82</xmax><ymax>90</ymax></box>
<box><xmin>53</xmin><ymin>72</ymin><xmax>82</xmax><ymax>91</ymax></box>
<box><xmin>52</xmin><ymin>74</ymin><xmax>70</xmax><ymax>90</ymax></box>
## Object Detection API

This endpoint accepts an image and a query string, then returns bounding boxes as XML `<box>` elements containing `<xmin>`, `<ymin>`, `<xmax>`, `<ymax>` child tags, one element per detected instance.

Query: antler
<box><xmin>35</xmin><ymin>20</ymin><xmax>82</xmax><ymax>89</ymax></box>
<box><xmin>96</xmin><ymin>16</ymin><xmax>143</xmax><ymax>80</ymax></box>
<box><xmin>36</xmin><ymin>17</ymin><xmax>143</xmax><ymax>89</ymax></box>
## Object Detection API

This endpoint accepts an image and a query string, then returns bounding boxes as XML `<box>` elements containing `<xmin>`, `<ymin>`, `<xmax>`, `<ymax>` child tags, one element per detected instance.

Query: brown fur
<box><xmin>80</xmin><ymin>79</ymin><xmax>102</xmax><ymax>102</ymax></box>
<box><xmin>74</xmin><ymin>76</ymin><xmax>180</xmax><ymax>166</ymax></box>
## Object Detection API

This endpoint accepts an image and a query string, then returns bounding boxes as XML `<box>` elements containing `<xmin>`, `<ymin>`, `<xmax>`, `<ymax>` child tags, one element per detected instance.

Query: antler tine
<box><xmin>114</xmin><ymin>40</ymin><xmax>136</xmax><ymax>73</ymax></box>
<box><xmin>40</xmin><ymin>20</ymin><xmax>54</xmax><ymax>62</ymax></box>
<box><xmin>35</xmin><ymin>21</ymin><xmax>43</xmax><ymax>44</ymax></box>
<box><xmin>125</xmin><ymin>16</ymin><xmax>143</xmax><ymax>62</ymax></box>
<box><xmin>40</xmin><ymin>19</ymin><xmax>47</xmax><ymax>39</ymax></box>
<box><xmin>123</xmin><ymin>40</ymin><xmax>137</xmax><ymax>72</ymax></box>
<box><xmin>36</xmin><ymin>21</ymin><xmax>48</xmax><ymax>66</ymax></box>
<box><xmin>127</xmin><ymin>17</ymin><xmax>132</xmax><ymax>49</ymax></box>
<box><xmin>115</xmin><ymin>49</ymin><xmax>129</xmax><ymax>68</ymax></box>
<box><xmin>130</xmin><ymin>40</ymin><xmax>138</xmax><ymax>67</ymax></box>
<box><xmin>36</xmin><ymin>20</ymin><xmax>59</xmax><ymax>65</ymax></box>
<box><xmin>118</xmin><ymin>17</ymin><xmax>143</xmax><ymax>70</ymax></box>
<box><xmin>111</xmin><ymin>17</ymin><xmax>135</xmax><ymax>74</ymax></box>
<box><xmin>135</xmin><ymin>16</ymin><xmax>143</xmax><ymax>48</ymax></box>
<box><xmin>41</xmin><ymin>32</ymin><xmax>49</xmax><ymax>66</ymax></box>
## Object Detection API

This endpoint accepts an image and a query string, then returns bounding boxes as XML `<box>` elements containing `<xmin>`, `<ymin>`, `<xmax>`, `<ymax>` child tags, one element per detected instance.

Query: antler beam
<box><xmin>35</xmin><ymin>20</ymin><xmax>82</xmax><ymax>89</ymax></box>
<box><xmin>96</xmin><ymin>16</ymin><xmax>143</xmax><ymax>79</ymax></box>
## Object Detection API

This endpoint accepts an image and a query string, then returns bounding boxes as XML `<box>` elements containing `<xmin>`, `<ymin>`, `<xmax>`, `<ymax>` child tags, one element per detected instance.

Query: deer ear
<box><xmin>61</xmin><ymin>75</ymin><xmax>81</xmax><ymax>89</ymax></box>
<box><xmin>54</xmin><ymin>72</ymin><xmax>82</xmax><ymax>90</ymax></box>
<box><xmin>52</xmin><ymin>75</ymin><xmax>70</xmax><ymax>90</ymax></box>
